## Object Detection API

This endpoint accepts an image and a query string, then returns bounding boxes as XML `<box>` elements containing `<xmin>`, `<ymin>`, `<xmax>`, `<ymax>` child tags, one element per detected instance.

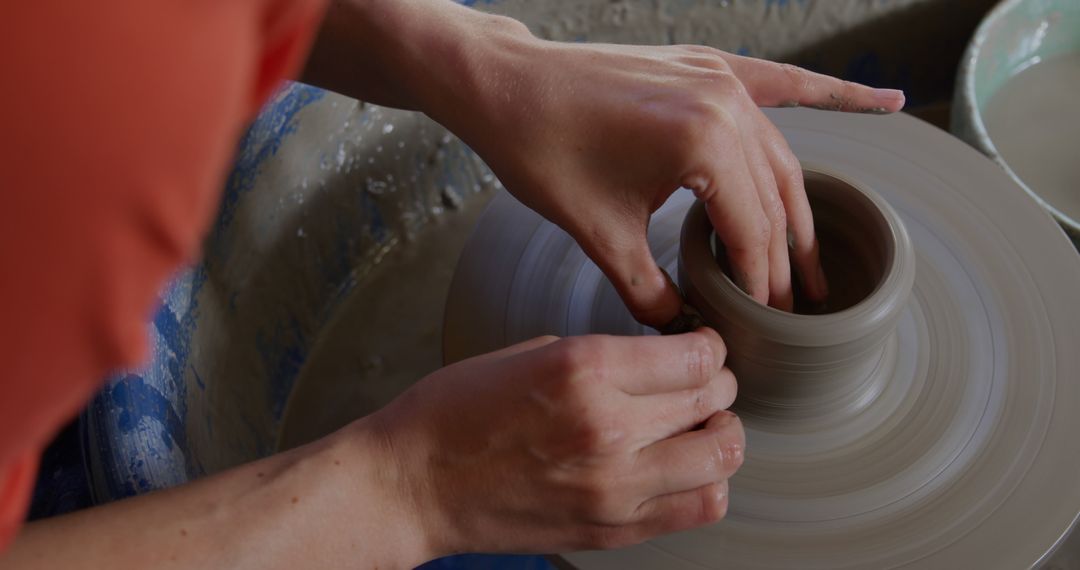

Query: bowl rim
<box><xmin>956</xmin><ymin>0</ymin><xmax>1080</xmax><ymax>235</ymax></box>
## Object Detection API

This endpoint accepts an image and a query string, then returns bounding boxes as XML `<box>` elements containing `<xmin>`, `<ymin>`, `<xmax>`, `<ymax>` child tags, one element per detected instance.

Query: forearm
<box><xmin>301</xmin><ymin>0</ymin><xmax>533</xmax><ymax>125</ymax></box>
<box><xmin>0</xmin><ymin>419</ymin><xmax>434</xmax><ymax>570</ymax></box>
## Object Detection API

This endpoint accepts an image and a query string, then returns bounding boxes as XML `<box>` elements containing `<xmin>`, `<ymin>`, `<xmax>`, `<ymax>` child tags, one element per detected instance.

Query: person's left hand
<box><xmin>426</xmin><ymin>27</ymin><xmax>904</xmax><ymax>328</ymax></box>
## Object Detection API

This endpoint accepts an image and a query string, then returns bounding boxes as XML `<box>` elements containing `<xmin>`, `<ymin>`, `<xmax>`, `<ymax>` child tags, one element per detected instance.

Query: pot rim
<box><xmin>678</xmin><ymin>165</ymin><xmax>915</xmax><ymax>348</ymax></box>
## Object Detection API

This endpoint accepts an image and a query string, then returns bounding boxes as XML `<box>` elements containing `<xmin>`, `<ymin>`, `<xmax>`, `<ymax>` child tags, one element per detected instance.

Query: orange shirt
<box><xmin>0</xmin><ymin>0</ymin><xmax>327</xmax><ymax>550</ymax></box>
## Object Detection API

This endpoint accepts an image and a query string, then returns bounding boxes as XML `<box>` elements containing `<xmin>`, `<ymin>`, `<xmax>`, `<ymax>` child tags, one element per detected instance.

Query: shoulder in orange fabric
<box><xmin>0</xmin><ymin>0</ymin><xmax>327</xmax><ymax>546</ymax></box>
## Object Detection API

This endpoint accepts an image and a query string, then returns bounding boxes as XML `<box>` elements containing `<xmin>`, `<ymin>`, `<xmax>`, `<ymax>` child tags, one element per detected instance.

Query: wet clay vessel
<box><xmin>443</xmin><ymin>109</ymin><xmax>1080</xmax><ymax>569</ymax></box>
<box><xmin>678</xmin><ymin>170</ymin><xmax>915</xmax><ymax>424</ymax></box>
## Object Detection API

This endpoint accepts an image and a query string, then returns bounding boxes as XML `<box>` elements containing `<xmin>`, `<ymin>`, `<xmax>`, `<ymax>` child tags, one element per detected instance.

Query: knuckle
<box><xmin>488</xmin><ymin>14</ymin><xmax>531</xmax><ymax>37</ymax></box>
<box><xmin>680</xmin><ymin>55</ymin><xmax>729</xmax><ymax>72</ymax></box>
<box><xmin>720</xmin><ymin>367</ymin><xmax>738</xmax><ymax>407</ymax></box>
<box><xmin>724</xmin><ymin>440</ymin><xmax>746</xmax><ymax>471</ymax></box>
<box><xmin>715</xmin><ymin>426</ymin><xmax>746</xmax><ymax>472</ymax></box>
<box><xmin>686</xmin><ymin>334</ymin><xmax>717</xmax><ymax>386</ymax></box>
<box><xmin>778</xmin><ymin>62</ymin><xmax>812</xmax><ymax>94</ymax></box>
<box><xmin>700</xmin><ymin>484</ymin><xmax>731</xmax><ymax>523</ymax></box>
<box><xmin>678</xmin><ymin>44</ymin><xmax>725</xmax><ymax>59</ymax></box>
<box><xmin>703</xmin><ymin>415</ymin><xmax>746</xmax><ymax>473</ymax></box>
<box><xmin>777</xmin><ymin>147</ymin><xmax>804</xmax><ymax>180</ymax></box>
<box><xmin>699</xmin><ymin>328</ymin><xmax>728</xmax><ymax>361</ymax></box>
<box><xmin>687</xmin><ymin>177</ymin><xmax>717</xmax><ymax>202</ymax></box>
<box><xmin>746</xmin><ymin>213</ymin><xmax>773</xmax><ymax>250</ymax></box>
<box><xmin>677</xmin><ymin>104</ymin><xmax>740</xmax><ymax>163</ymax></box>
<box><xmin>693</xmin><ymin>388</ymin><xmax>714</xmax><ymax>420</ymax></box>
<box><xmin>767</xmin><ymin>197</ymin><xmax>788</xmax><ymax>230</ymax></box>
<box><xmin>692</xmin><ymin>100</ymin><xmax>738</xmax><ymax>132</ymax></box>
<box><xmin>575</xmin><ymin>419</ymin><xmax>626</xmax><ymax>455</ymax></box>
<box><xmin>549</xmin><ymin>337</ymin><xmax>598</xmax><ymax>385</ymax></box>
<box><xmin>621</xmin><ymin>269</ymin><xmax>668</xmax><ymax>317</ymax></box>
<box><xmin>702</xmin><ymin>73</ymin><xmax>746</xmax><ymax>101</ymax></box>
<box><xmin>717</xmin><ymin>334</ymin><xmax>728</xmax><ymax>362</ymax></box>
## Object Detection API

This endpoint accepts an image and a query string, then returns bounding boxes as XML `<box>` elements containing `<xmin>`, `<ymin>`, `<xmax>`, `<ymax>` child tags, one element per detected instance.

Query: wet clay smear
<box><xmin>983</xmin><ymin>53</ymin><xmax>1080</xmax><ymax>222</ymax></box>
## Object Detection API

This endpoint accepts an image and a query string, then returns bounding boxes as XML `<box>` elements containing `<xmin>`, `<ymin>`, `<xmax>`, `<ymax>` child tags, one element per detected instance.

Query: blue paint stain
<box><xmin>106</xmin><ymin>375</ymin><xmax>189</xmax><ymax>455</ymax></box>
<box><xmin>153</xmin><ymin>304</ymin><xmax>185</xmax><ymax>383</ymax></box>
<box><xmin>211</xmin><ymin>84</ymin><xmax>326</xmax><ymax>261</ymax></box>
<box><xmin>89</xmin><ymin>373</ymin><xmax>192</xmax><ymax>498</ymax></box>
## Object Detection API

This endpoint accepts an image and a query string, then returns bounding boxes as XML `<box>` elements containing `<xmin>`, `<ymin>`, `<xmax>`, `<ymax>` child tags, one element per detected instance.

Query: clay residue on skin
<box><xmin>803</xmin><ymin>93</ymin><xmax>888</xmax><ymax>114</ymax></box>
<box><xmin>659</xmin><ymin>304</ymin><xmax>707</xmax><ymax>335</ymax></box>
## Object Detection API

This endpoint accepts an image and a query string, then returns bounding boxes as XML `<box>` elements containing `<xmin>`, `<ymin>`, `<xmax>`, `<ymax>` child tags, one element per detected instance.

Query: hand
<box><xmin>430</xmin><ymin>30</ymin><xmax>905</xmax><ymax>326</ymax></box>
<box><xmin>368</xmin><ymin>329</ymin><xmax>743</xmax><ymax>555</ymax></box>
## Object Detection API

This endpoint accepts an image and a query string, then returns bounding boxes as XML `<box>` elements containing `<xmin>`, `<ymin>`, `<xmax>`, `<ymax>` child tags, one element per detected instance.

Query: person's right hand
<box><xmin>367</xmin><ymin>328</ymin><xmax>743</xmax><ymax>556</ymax></box>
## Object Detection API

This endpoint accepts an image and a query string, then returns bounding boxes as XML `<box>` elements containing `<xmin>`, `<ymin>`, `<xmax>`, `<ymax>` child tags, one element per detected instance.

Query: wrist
<box><xmin>394</xmin><ymin>2</ymin><xmax>541</xmax><ymax>139</ymax></box>
<box><xmin>317</xmin><ymin>415</ymin><xmax>444</xmax><ymax>568</ymax></box>
<box><xmin>310</xmin><ymin>0</ymin><xmax>538</xmax><ymax>114</ymax></box>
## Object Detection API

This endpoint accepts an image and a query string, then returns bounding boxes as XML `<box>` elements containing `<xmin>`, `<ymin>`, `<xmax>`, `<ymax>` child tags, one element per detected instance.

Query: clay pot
<box><xmin>678</xmin><ymin>169</ymin><xmax>915</xmax><ymax>422</ymax></box>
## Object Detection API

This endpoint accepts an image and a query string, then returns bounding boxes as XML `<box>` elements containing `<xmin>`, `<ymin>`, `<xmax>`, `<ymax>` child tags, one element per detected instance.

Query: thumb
<box><xmin>580</xmin><ymin>230</ymin><xmax>684</xmax><ymax>329</ymax></box>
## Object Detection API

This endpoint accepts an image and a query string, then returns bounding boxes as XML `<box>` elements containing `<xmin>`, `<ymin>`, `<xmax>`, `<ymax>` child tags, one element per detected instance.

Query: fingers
<box><xmin>684</xmin><ymin>137</ymin><xmax>771</xmax><ymax>304</ymax></box>
<box><xmin>757</xmin><ymin>117</ymin><xmax>829</xmax><ymax>301</ymax></box>
<box><xmin>723</xmin><ymin>55</ymin><xmax>905</xmax><ymax>114</ymax></box>
<box><xmin>738</xmin><ymin>113</ymin><xmax>794</xmax><ymax>311</ymax></box>
<box><xmin>579</xmin><ymin>228</ymin><xmax>684</xmax><ymax>329</ymax></box>
<box><xmin>630</xmin><ymin>480</ymin><xmax>730</xmax><ymax>539</ymax></box>
<box><xmin>613</xmin><ymin>328</ymin><xmax>728</xmax><ymax>395</ymax></box>
<box><xmin>633</xmin><ymin>410</ymin><xmax>745</xmax><ymax>497</ymax></box>
<box><xmin>545</xmin><ymin>329</ymin><xmax>728</xmax><ymax>395</ymax></box>
<box><xmin>630</xmin><ymin>367</ymin><xmax>737</xmax><ymax>444</ymax></box>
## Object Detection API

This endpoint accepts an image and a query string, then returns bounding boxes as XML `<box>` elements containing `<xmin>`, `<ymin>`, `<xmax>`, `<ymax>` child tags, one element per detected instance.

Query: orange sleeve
<box><xmin>0</xmin><ymin>0</ymin><xmax>326</xmax><ymax>550</ymax></box>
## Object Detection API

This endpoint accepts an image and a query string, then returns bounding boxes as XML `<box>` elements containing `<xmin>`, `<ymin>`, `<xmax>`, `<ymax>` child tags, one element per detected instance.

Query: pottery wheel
<box><xmin>443</xmin><ymin>109</ymin><xmax>1080</xmax><ymax>569</ymax></box>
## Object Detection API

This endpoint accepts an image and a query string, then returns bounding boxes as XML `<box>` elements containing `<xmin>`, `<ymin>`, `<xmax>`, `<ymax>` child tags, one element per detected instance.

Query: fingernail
<box><xmin>714</xmin><ymin>409</ymin><xmax>738</xmax><ymax>427</ymax></box>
